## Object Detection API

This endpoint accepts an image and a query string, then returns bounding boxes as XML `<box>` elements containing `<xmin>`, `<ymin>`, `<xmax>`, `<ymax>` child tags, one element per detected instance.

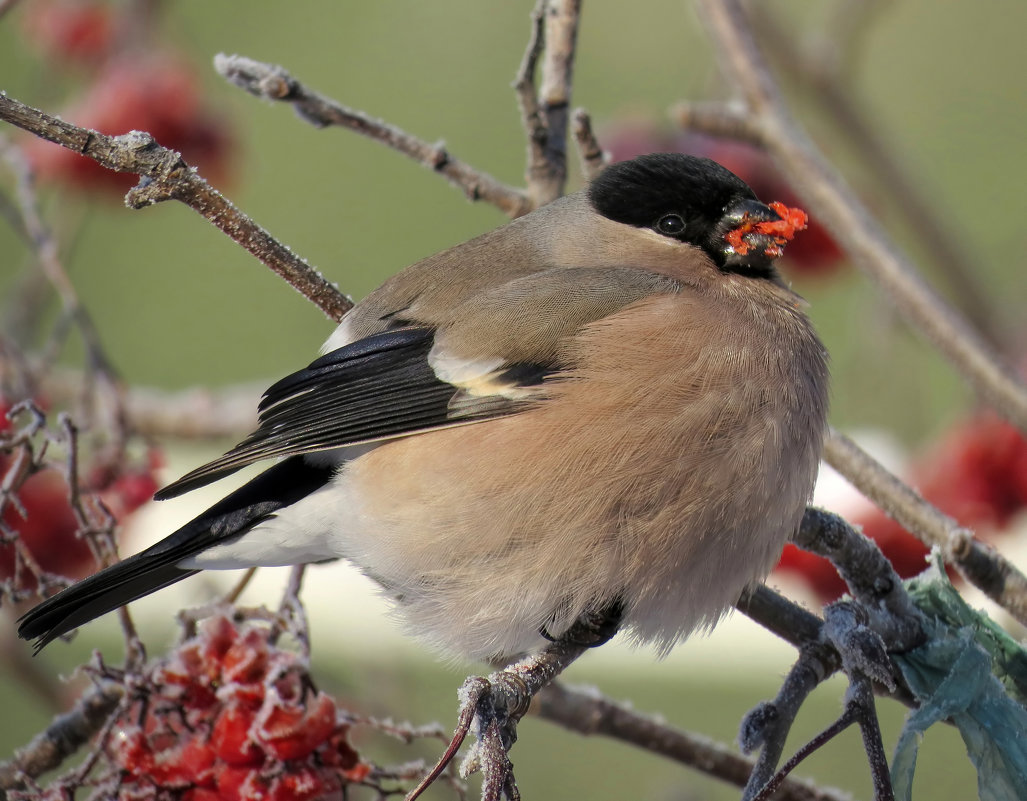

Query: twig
<box><xmin>269</xmin><ymin>564</ymin><xmax>310</xmax><ymax>658</ymax></box>
<box><xmin>736</xmin><ymin>584</ymin><xmax>826</xmax><ymax>649</ymax></box>
<box><xmin>740</xmin><ymin>646</ymin><xmax>835</xmax><ymax>801</ymax></box>
<box><xmin>0</xmin><ymin>94</ymin><xmax>350</xmax><ymax>322</ymax></box>
<box><xmin>749</xmin><ymin>4</ymin><xmax>1003</xmax><ymax>348</ymax></box>
<box><xmin>694</xmin><ymin>0</ymin><xmax>1027</xmax><ymax>434</ymax></box>
<box><xmin>60</xmin><ymin>415</ymin><xmax>145</xmax><ymax>667</ymax></box>
<box><xmin>0</xmin><ymin>0</ymin><xmax>26</xmax><ymax>19</ymax></box>
<box><xmin>0</xmin><ymin>136</ymin><xmax>130</xmax><ymax>456</ymax></box>
<box><xmin>512</xmin><ymin>0</ymin><xmax>580</xmax><ymax>205</ymax></box>
<box><xmin>513</xmin><ymin>0</ymin><xmax>548</xmax><ymax>205</ymax></box>
<box><xmin>671</xmin><ymin>99</ymin><xmax>764</xmax><ymax>145</ymax></box>
<box><xmin>754</xmin><ymin>673</ymin><xmax>894</xmax><ymax>801</ymax></box>
<box><xmin>213</xmin><ymin>54</ymin><xmax>531</xmax><ymax>220</ymax></box>
<box><xmin>825</xmin><ymin>428</ymin><xmax>1027</xmax><ymax>626</ymax></box>
<box><xmin>739</xmin><ymin>509</ymin><xmax>926</xmax><ymax>798</ymax></box>
<box><xmin>0</xmin><ymin>686</ymin><xmax>124</xmax><ymax>794</ymax></box>
<box><xmin>749</xmin><ymin>701</ymin><xmax>857</xmax><ymax>801</ymax></box>
<box><xmin>536</xmin><ymin>682</ymin><xmax>847</xmax><ymax>801</ymax></box>
<box><xmin>408</xmin><ymin>605</ymin><xmax>619</xmax><ymax>801</ymax></box>
<box><xmin>794</xmin><ymin>508</ymin><xmax>924</xmax><ymax>652</ymax></box>
<box><xmin>534</xmin><ymin>0</ymin><xmax>581</xmax><ymax>203</ymax></box>
<box><xmin>571</xmin><ymin>108</ymin><xmax>606</xmax><ymax>180</ymax></box>
<box><xmin>35</xmin><ymin>366</ymin><xmax>260</xmax><ymax>440</ymax></box>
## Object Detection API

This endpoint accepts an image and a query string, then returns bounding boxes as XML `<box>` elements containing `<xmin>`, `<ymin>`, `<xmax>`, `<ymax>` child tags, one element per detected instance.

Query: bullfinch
<box><xmin>18</xmin><ymin>153</ymin><xmax>830</xmax><ymax>662</ymax></box>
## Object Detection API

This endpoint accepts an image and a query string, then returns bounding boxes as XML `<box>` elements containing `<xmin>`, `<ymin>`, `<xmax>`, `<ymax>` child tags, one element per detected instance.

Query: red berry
<box><xmin>268</xmin><ymin>767</ymin><xmax>331</xmax><ymax>801</ymax></box>
<box><xmin>111</xmin><ymin>618</ymin><xmax>366</xmax><ymax>799</ymax></box>
<box><xmin>223</xmin><ymin>629</ymin><xmax>272</xmax><ymax>687</ymax></box>
<box><xmin>212</xmin><ymin>705</ymin><xmax>263</xmax><ymax>766</ymax></box>
<box><xmin>257</xmin><ymin>691</ymin><xmax>337</xmax><ymax>762</ymax></box>
<box><xmin>321</xmin><ymin>729</ymin><xmax>363</xmax><ymax>772</ymax></box>
<box><xmin>216</xmin><ymin>764</ymin><xmax>263</xmax><ymax>801</ymax></box>
<box><xmin>21</xmin><ymin>0</ymin><xmax>116</xmax><ymax>66</ymax></box>
<box><xmin>0</xmin><ymin>466</ymin><xmax>94</xmax><ymax>584</ymax></box>
<box><xmin>775</xmin><ymin>543</ymin><xmax>846</xmax><ymax>600</ymax></box>
<box><xmin>24</xmin><ymin>53</ymin><xmax>235</xmax><ymax>195</ymax></box>
<box><xmin>201</xmin><ymin>615</ymin><xmax>242</xmax><ymax>666</ymax></box>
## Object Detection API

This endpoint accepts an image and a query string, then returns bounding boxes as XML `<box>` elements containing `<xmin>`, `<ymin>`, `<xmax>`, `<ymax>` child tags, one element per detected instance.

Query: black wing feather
<box><xmin>18</xmin><ymin>456</ymin><xmax>332</xmax><ymax>652</ymax></box>
<box><xmin>155</xmin><ymin>328</ymin><xmax>539</xmax><ymax>501</ymax></box>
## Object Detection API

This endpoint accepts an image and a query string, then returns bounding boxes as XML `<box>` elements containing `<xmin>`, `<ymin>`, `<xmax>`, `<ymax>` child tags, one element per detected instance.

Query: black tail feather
<box><xmin>18</xmin><ymin>561</ymin><xmax>199</xmax><ymax>653</ymax></box>
<box><xmin>17</xmin><ymin>455</ymin><xmax>334</xmax><ymax>652</ymax></box>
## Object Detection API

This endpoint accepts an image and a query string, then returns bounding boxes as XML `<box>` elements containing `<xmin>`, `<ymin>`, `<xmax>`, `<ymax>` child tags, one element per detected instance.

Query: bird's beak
<box><xmin>718</xmin><ymin>199</ymin><xmax>808</xmax><ymax>271</ymax></box>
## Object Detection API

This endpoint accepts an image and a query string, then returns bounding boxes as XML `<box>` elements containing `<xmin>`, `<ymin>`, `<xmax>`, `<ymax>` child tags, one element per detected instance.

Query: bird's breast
<box><xmin>341</xmin><ymin>290</ymin><xmax>828</xmax><ymax>660</ymax></box>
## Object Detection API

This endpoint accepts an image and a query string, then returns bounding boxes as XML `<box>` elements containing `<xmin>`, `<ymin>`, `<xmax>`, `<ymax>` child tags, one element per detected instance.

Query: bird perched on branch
<box><xmin>19</xmin><ymin>153</ymin><xmax>829</xmax><ymax>662</ymax></box>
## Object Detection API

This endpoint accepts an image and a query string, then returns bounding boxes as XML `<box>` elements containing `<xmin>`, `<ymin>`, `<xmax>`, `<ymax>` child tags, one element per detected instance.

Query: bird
<box><xmin>18</xmin><ymin>153</ymin><xmax>829</xmax><ymax>662</ymax></box>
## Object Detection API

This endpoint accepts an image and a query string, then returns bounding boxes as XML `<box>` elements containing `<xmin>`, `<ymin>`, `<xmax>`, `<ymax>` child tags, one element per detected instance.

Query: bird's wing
<box><xmin>156</xmin><ymin>267</ymin><xmax>681</xmax><ymax>500</ymax></box>
<box><xmin>155</xmin><ymin>327</ymin><xmax>512</xmax><ymax>499</ymax></box>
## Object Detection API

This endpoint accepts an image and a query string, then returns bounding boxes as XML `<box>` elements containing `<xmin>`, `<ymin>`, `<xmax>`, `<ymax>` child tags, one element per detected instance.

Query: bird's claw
<box><xmin>459</xmin><ymin>670</ymin><xmax>528</xmax><ymax>800</ymax></box>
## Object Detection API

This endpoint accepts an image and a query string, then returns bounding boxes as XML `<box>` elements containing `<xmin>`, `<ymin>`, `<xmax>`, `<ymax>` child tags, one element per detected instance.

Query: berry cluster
<box><xmin>111</xmin><ymin>616</ymin><xmax>370</xmax><ymax>801</ymax></box>
<box><xmin>17</xmin><ymin>0</ymin><xmax>234</xmax><ymax>195</ymax></box>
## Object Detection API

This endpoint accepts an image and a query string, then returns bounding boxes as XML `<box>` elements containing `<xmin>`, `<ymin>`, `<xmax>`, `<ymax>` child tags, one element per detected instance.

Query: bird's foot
<box><xmin>404</xmin><ymin>671</ymin><xmax>527</xmax><ymax>801</ymax></box>
<box><xmin>539</xmin><ymin>597</ymin><xmax>625</xmax><ymax>647</ymax></box>
<box><xmin>406</xmin><ymin>603</ymin><xmax>624</xmax><ymax>801</ymax></box>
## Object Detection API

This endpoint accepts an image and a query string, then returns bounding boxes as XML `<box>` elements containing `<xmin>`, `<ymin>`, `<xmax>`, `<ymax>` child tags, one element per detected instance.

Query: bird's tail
<box><xmin>18</xmin><ymin>558</ymin><xmax>199</xmax><ymax>654</ymax></box>
<box><xmin>17</xmin><ymin>456</ymin><xmax>333</xmax><ymax>652</ymax></box>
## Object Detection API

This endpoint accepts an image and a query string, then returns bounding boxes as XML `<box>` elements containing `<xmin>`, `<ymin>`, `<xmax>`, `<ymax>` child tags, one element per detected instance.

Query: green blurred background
<box><xmin>2</xmin><ymin>0</ymin><xmax>1025</xmax><ymax>798</ymax></box>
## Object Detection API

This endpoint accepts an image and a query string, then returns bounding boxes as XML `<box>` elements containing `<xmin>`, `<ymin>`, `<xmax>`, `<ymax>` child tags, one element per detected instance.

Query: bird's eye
<box><xmin>655</xmin><ymin>214</ymin><xmax>686</xmax><ymax>236</ymax></box>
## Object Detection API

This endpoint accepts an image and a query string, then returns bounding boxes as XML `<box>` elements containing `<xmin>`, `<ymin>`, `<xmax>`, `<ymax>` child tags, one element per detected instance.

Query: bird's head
<box><xmin>587</xmin><ymin>152</ymin><xmax>808</xmax><ymax>278</ymax></box>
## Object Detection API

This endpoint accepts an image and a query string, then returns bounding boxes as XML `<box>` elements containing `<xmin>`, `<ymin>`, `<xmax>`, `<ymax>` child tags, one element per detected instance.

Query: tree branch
<box><xmin>535</xmin><ymin>682</ymin><xmax>848</xmax><ymax>801</ymax></box>
<box><xmin>694</xmin><ymin>0</ymin><xmax>1027</xmax><ymax>435</ymax></box>
<box><xmin>533</xmin><ymin>0</ymin><xmax>581</xmax><ymax>203</ymax></box>
<box><xmin>825</xmin><ymin>428</ymin><xmax>1027</xmax><ymax>626</ymax></box>
<box><xmin>214</xmin><ymin>54</ymin><xmax>531</xmax><ymax>220</ymax></box>
<box><xmin>571</xmin><ymin>108</ymin><xmax>606</xmax><ymax>180</ymax></box>
<box><xmin>0</xmin><ymin>686</ymin><xmax>123</xmax><ymax>796</ymax></box>
<box><xmin>748</xmin><ymin>3</ymin><xmax>1004</xmax><ymax>348</ymax></box>
<box><xmin>0</xmin><ymin>94</ymin><xmax>350</xmax><ymax>322</ymax></box>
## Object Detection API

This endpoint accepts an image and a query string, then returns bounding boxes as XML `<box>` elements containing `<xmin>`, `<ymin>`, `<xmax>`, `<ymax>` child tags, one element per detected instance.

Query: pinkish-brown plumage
<box><xmin>343</xmin><ymin>276</ymin><xmax>826</xmax><ymax>659</ymax></box>
<box><xmin>19</xmin><ymin>154</ymin><xmax>829</xmax><ymax>662</ymax></box>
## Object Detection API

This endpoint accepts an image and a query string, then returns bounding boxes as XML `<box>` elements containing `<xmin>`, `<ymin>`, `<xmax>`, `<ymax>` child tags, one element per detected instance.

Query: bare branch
<box><xmin>825</xmin><ymin>428</ymin><xmax>1027</xmax><ymax>626</ymax></box>
<box><xmin>571</xmin><ymin>108</ymin><xmax>606</xmax><ymax>181</ymax></box>
<box><xmin>513</xmin><ymin>0</ymin><xmax>548</xmax><ymax>205</ymax></box>
<box><xmin>0</xmin><ymin>94</ymin><xmax>350</xmax><ymax>322</ymax></box>
<box><xmin>534</xmin><ymin>0</ymin><xmax>580</xmax><ymax>202</ymax></box>
<box><xmin>694</xmin><ymin>0</ymin><xmax>1027</xmax><ymax>434</ymax></box>
<box><xmin>214</xmin><ymin>54</ymin><xmax>531</xmax><ymax>219</ymax></box>
<box><xmin>751</xmin><ymin>672</ymin><xmax>894</xmax><ymax>801</ymax></box>
<box><xmin>512</xmin><ymin>0</ymin><xmax>580</xmax><ymax>206</ymax></box>
<box><xmin>408</xmin><ymin>604</ymin><xmax>618</xmax><ymax>801</ymax></box>
<box><xmin>0</xmin><ymin>0</ymin><xmax>26</xmax><ymax>20</ymax></box>
<box><xmin>0</xmin><ymin>137</ymin><xmax>129</xmax><ymax>454</ymax></box>
<box><xmin>795</xmin><ymin>508</ymin><xmax>924</xmax><ymax>652</ymax></box>
<box><xmin>749</xmin><ymin>4</ymin><xmax>1004</xmax><ymax>348</ymax></box>
<box><xmin>0</xmin><ymin>686</ymin><xmax>123</xmax><ymax>794</ymax></box>
<box><xmin>536</xmin><ymin>682</ymin><xmax>848</xmax><ymax>801</ymax></box>
<box><xmin>671</xmin><ymin>99</ymin><xmax>764</xmax><ymax>145</ymax></box>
